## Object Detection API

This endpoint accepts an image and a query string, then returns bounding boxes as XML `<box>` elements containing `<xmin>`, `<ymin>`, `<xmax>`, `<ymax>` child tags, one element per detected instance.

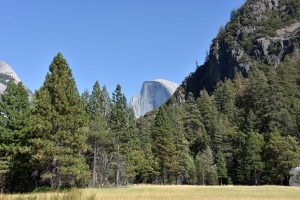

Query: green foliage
<box><xmin>213</xmin><ymin>79</ymin><xmax>236</xmax><ymax>122</ymax></box>
<box><xmin>195</xmin><ymin>147</ymin><xmax>218</xmax><ymax>185</ymax></box>
<box><xmin>0</xmin><ymin>81</ymin><xmax>33</xmax><ymax>192</ymax></box>
<box><xmin>215</xmin><ymin>151</ymin><xmax>228</xmax><ymax>185</ymax></box>
<box><xmin>264</xmin><ymin>130</ymin><xmax>300</xmax><ymax>184</ymax></box>
<box><xmin>182</xmin><ymin>93</ymin><xmax>208</xmax><ymax>156</ymax></box>
<box><xmin>83</xmin><ymin>81</ymin><xmax>110</xmax><ymax>187</ymax></box>
<box><xmin>32</xmin><ymin>53</ymin><xmax>89</xmax><ymax>189</ymax></box>
<box><xmin>1</xmin><ymin>0</ymin><xmax>300</xmax><ymax>189</ymax></box>
<box><xmin>168</xmin><ymin>105</ymin><xmax>195</xmax><ymax>184</ymax></box>
<box><xmin>32</xmin><ymin>186</ymin><xmax>52</xmax><ymax>193</ymax></box>
<box><xmin>111</xmin><ymin>84</ymin><xmax>139</xmax><ymax>185</ymax></box>
<box><xmin>237</xmin><ymin>132</ymin><xmax>264</xmax><ymax>185</ymax></box>
<box><xmin>151</xmin><ymin>107</ymin><xmax>176</xmax><ymax>184</ymax></box>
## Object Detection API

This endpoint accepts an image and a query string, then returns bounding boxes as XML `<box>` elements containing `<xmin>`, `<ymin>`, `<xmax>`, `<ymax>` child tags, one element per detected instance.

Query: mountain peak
<box><xmin>130</xmin><ymin>79</ymin><xmax>178</xmax><ymax>118</ymax></box>
<box><xmin>0</xmin><ymin>61</ymin><xmax>21</xmax><ymax>83</ymax></box>
<box><xmin>0</xmin><ymin>61</ymin><xmax>31</xmax><ymax>95</ymax></box>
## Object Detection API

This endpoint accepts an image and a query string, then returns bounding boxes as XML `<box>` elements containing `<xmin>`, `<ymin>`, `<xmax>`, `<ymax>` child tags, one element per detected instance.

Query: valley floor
<box><xmin>1</xmin><ymin>185</ymin><xmax>300</xmax><ymax>200</ymax></box>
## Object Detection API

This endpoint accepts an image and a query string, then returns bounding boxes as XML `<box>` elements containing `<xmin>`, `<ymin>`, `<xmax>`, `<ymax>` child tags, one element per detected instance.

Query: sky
<box><xmin>0</xmin><ymin>0</ymin><xmax>245</xmax><ymax>100</ymax></box>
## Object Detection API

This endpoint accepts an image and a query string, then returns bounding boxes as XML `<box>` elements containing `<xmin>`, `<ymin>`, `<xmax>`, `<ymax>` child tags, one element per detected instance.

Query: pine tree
<box><xmin>264</xmin><ymin>130</ymin><xmax>300</xmax><ymax>185</ymax></box>
<box><xmin>135</xmin><ymin>117</ymin><xmax>158</xmax><ymax>183</ymax></box>
<box><xmin>32</xmin><ymin>53</ymin><xmax>89</xmax><ymax>189</ymax></box>
<box><xmin>195</xmin><ymin>147</ymin><xmax>218</xmax><ymax>185</ymax></box>
<box><xmin>111</xmin><ymin>84</ymin><xmax>138</xmax><ymax>185</ymax></box>
<box><xmin>85</xmin><ymin>81</ymin><xmax>109</xmax><ymax>187</ymax></box>
<box><xmin>151</xmin><ymin>107</ymin><xmax>176</xmax><ymax>184</ymax></box>
<box><xmin>182</xmin><ymin>93</ymin><xmax>209</xmax><ymax>156</ymax></box>
<box><xmin>101</xmin><ymin>85</ymin><xmax>111</xmax><ymax>121</ymax></box>
<box><xmin>264</xmin><ymin>69</ymin><xmax>288</xmax><ymax>134</ymax></box>
<box><xmin>169</xmin><ymin>105</ymin><xmax>195</xmax><ymax>184</ymax></box>
<box><xmin>213</xmin><ymin>79</ymin><xmax>236</xmax><ymax>122</ymax></box>
<box><xmin>0</xmin><ymin>81</ymin><xmax>33</xmax><ymax>192</ymax></box>
<box><xmin>197</xmin><ymin>90</ymin><xmax>218</xmax><ymax>143</ymax></box>
<box><xmin>215</xmin><ymin>151</ymin><xmax>228</xmax><ymax>185</ymax></box>
<box><xmin>237</xmin><ymin>132</ymin><xmax>264</xmax><ymax>185</ymax></box>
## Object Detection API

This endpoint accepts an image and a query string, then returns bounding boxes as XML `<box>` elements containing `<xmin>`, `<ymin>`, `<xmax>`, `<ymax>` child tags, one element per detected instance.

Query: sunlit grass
<box><xmin>1</xmin><ymin>185</ymin><xmax>300</xmax><ymax>200</ymax></box>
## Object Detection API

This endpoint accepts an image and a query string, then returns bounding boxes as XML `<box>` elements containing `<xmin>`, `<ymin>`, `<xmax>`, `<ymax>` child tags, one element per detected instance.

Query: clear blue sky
<box><xmin>0</xmin><ymin>0</ymin><xmax>245</xmax><ymax>100</ymax></box>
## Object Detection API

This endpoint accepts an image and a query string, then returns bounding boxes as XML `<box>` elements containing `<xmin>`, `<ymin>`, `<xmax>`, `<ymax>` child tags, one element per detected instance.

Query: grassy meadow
<box><xmin>1</xmin><ymin>185</ymin><xmax>300</xmax><ymax>200</ymax></box>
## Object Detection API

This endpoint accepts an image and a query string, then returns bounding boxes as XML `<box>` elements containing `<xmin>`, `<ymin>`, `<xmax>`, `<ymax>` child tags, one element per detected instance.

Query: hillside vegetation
<box><xmin>0</xmin><ymin>0</ymin><xmax>300</xmax><ymax>193</ymax></box>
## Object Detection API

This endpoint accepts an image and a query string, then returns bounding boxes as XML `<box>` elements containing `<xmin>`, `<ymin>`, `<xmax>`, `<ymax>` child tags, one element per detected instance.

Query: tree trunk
<box><xmin>51</xmin><ymin>158</ymin><xmax>59</xmax><ymax>189</ymax></box>
<box><xmin>92</xmin><ymin>146</ymin><xmax>97</xmax><ymax>187</ymax></box>
<box><xmin>254</xmin><ymin>167</ymin><xmax>257</xmax><ymax>185</ymax></box>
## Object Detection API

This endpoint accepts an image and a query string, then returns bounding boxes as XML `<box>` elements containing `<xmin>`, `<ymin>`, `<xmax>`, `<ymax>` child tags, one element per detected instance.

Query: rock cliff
<box><xmin>0</xmin><ymin>61</ymin><xmax>31</xmax><ymax>95</ymax></box>
<box><xmin>130</xmin><ymin>79</ymin><xmax>178</xmax><ymax>118</ymax></box>
<box><xmin>181</xmin><ymin>0</ymin><xmax>300</xmax><ymax>98</ymax></box>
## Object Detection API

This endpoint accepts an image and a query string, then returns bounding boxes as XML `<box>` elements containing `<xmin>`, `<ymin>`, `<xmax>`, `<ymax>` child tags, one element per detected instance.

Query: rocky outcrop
<box><xmin>130</xmin><ymin>79</ymin><xmax>178</xmax><ymax>118</ymax></box>
<box><xmin>0</xmin><ymin>61</ymin><xmax>31</xmax><ymax>95</ymax></box>
<box><xmin>255</xmin><ymin>22</ymin><xmax>300</xmax><ymax>66</ymax></box>
<box><xmin>289</xmin><ymin>167</ymin><xmax>300</xmax><ymax>186</ymax></box>
<box><xmin>181</xmin><ymin>0</ymin><xmax>300</xmax><ymax>98</ymax></box>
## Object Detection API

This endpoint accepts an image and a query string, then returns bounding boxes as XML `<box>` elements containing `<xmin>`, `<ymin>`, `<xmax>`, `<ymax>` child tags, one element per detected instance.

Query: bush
<box><xmin>32</xmin><ymin>186</ymin><xmax>52</xmax><ymax>193</ymax></box>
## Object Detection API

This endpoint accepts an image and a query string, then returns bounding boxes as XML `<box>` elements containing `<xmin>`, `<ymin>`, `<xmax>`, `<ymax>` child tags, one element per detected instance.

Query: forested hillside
<box><xmin>140</xmin><ymin>0</ymin><xmax>300</xmax><ymax>186</ymax></box>
<box><xmin>0</xmin><ymin>0</ymin><xmax>299</xmax><ymax>193</ymax></box>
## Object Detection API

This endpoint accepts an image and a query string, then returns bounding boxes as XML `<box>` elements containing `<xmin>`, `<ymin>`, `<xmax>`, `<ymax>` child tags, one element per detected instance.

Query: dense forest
<box><xmin>0</xmin><ymin>0</ymin><xmax>300</xmax><ymax>193</ymax></box>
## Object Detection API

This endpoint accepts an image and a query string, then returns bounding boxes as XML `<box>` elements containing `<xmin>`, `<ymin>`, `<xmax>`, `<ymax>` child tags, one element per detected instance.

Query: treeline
<box><xmin>0</xmin><ymin>53</ymin><xmax>299</xmax><ymax>193</ymax></box>
<box><xmin>147</xmin><ymin>56</ymin><xmax>300</xmax><ymax>186</ymax></box>
<box><xmin>0</xmin><ymin>53</ymin><xmax>141</xmax><ymax>192</ymax></box>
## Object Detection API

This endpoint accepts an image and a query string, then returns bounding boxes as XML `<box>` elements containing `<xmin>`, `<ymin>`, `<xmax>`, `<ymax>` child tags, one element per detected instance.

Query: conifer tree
<box><xmin>243</xmin><ymin>68</ymin><xmax>269</xmax><ymax>134</ymax></box>
<box><xmin>215</xmin><ymin>151</ymin><xmax>228</xmax><ymax>185</ymax></box>
<box><xmin>101</xmin><ymin>85</ymin><xmax>111</xmax><ymax>121</ymax></box>
<box><xmin>264</xmin><ymin>130</ymin><xmax>300</xmax><ymax>185</ymax></box>
<box><xmin>32</xmin><ymin>53</ymin><xmax>89</xmax><ymax>189</ymax></box>
<box><xmin>237</xmin><ymin>132</ymin><xmax>264</xmax><ymax>185</ymax></box>
<box><xmin>111</xmin><ymin>84</ymin><xmax>138</xmax><ymax>185</ymax></box>
<box><xmin>182</xmin><ymin>93</ymin><xmax>208</xmax><ymax>156</ymax></box>
<box><xmin>195</xmin><ymin>147</ymin><xmax>217</xmax><ymax>185</ymax></box>
<box><xmin>151</xmin><ymin>107</ymin><xmax>176</xmax><ymax>184</ymax></box>
<box><xmin>197</xmin><ymin>90</ymin><xmax>218</xmax><ymax>142</ymax></box>
<box><xmin>170</xmin><ymin>106</ymin><xmax>194</xmax><ymax>184</ymax></box>
<box><xmin>135</xmin><ymin>118</ymin><xmax>158</xmax><ymax>183</ymax></box>
<box><xmin>85</xmin><ymin>81</ymin><xmax>109</xmax><ymax>187</ymax></box>
<box><xmin>213</xmin><ymin>79</ymin><xmax>236</xmax><ymax>122</ymax></box>
<box><xmin>0</xmin><ymin>81</ymin><xmax>33</xmax><ymax>192</ymax></box>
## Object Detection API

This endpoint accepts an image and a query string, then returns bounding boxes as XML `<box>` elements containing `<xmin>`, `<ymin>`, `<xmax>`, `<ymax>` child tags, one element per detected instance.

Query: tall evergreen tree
<box><xmin>237</xmin><ymin>132</ymin><xmax>264</xmax><ymax>185</ymax></box>
<box><xmin>111</xmin><ymin>84</ymin><xmax>138</xmax><ymax>185</ymax></box>
<box><xmin>182</xmin><ymin>93</ymin><xmax>209</xmax><ymax>156</ymax></box>
<box><xmin>151</xmin><ymin>107</ymin><xmax>176</xmax><ymax>184</ymax></box>
<box><xmin>197</xmin><ymin>90</ymin><xmax>218</xmax><ymax>144</ymax></box>
<box><xmin>169</xmin><ymin>105</ymin><xmax>195</xmax><ymax>184</ymax></box>
<box><xmin>32</xmin><ymin>53</ymin><xmax>89</xmax><ymax>189</ymax></box>
<box><xmin>101</xmin><ymin>85</ymin><xmax>111</xmax><ymax>121</ymax></box>
<box><xmin>215</xmin><ymin>151</ymin><xmax>228</xmax><ymax>185</ymax></box>
<box><xmin>135</xmin><ymin>117</ymin><xmax>158</xmax><ymax>183</ymax></box>
<box><xmin>0</xmin><ymin>81</ymin><xmax>33</xmax><ymax>192</ymax></box>
<box><xmin>85</xmin><ymin>81</ymin><xmax>109</xmax><ymax>187</ymax></box>
<box><xmin>213</xmin><ymin>79</ymin><xmax>236</xmax><ymax>122</ymax></box>
<box><xmin>264</xmin><ymin>130</ymin><xmax>300</xmax><ymax>185</ymax></box>
<box><xmin>195</xmin><ymin>147</ymin><xmax>217</xmax><ymax>185</ymax></box>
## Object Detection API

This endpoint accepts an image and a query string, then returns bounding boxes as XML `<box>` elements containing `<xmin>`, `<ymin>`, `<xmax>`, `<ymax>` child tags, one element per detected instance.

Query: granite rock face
<box><xmin>0</xmin><ymin>61</ymin><xmax>31</xmax><ymax>95</ymax></box>
<box><xmin>255</xmin><ymin>22</ymin><xmax>300</xmax><ymax>66</ymax></box>
<box><xmin>130</xmin><ymin>79</ymin><xmax>178</xmax><ymax>118</ymax></box>
<box><xmin>289</xmin><ymin>167</ymin><xmax>300</xmax><ymax>186</ymax></box>
<box><xmin>180</xmin><ymin>0</ymin><xmax>300</xmax><ymax>99</ymax></box>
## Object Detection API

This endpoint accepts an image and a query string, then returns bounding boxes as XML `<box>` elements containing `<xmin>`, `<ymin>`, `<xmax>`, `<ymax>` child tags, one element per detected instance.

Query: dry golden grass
<box><xmin>1</xmin><ymin>185</ymin><xmax>300</xmax><ymax>200</ymax></box>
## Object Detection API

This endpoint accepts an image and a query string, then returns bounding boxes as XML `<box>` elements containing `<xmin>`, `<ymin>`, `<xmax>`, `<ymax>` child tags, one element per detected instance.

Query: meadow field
<box><xmin>1</xmin><ymin>185</ymin><xmax>300</xmax><ymax>200</ymax></box>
